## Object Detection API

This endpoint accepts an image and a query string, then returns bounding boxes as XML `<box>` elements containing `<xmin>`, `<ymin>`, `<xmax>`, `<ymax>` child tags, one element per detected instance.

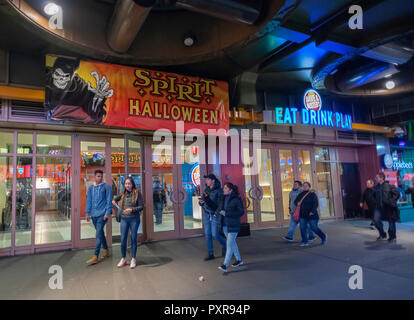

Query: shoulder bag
<box><xmin>293</xmin><ymin>192</ymin><xmax>311</xmax><ymax>223</ymax></box>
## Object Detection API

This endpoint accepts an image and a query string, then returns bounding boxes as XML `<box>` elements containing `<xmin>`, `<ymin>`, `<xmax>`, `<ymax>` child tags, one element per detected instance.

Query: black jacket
<box><xmin>373</xmin><ymin>182</ymin><xmax>400</xmax><ymax>221</ymax></box>
<box><xmin>219</xmin><ymin>192</ymin><xmax>245</xmax><ymax>233</ymax></box>
<box><xmin>113</xmin><ymin>189</ymin><xmax>144</xmax><ymax>219</ymax></box>
<box><xmin>200</xmin><ymin>179</ymin><xmax>223</xmax><ymax>216</ymax></box>
<box><xmin>294</xmin><ymin>191</ymin><xmax>319</xmax><ymax>220</ymax></box>
<box><xmin>361</xmin><ymin>188</ymin><xmax>375</xmax><ymax>212</ymax></box>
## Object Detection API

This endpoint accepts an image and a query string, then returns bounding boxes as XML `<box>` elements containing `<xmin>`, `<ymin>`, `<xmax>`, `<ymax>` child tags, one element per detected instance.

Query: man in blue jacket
<box><xmin>199</xmin><ymin>174</ymin><xmax>226</xmax><ymax>261</ymax></box>
<box><xmin>85</xmin><ymin>169</ymin><xmax>113</xmax><ymax>265</ymax></box>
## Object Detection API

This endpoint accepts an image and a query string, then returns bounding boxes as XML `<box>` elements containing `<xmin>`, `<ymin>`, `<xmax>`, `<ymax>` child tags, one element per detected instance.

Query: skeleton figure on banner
<box><xmin>45</xmin><ymin>57</ymin><xmax>114</xmax><ymax>124</ymax></box>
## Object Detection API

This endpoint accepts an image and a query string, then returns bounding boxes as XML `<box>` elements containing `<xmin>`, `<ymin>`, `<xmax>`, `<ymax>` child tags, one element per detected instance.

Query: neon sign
<box><xmin>275</xmin><ymin>89</ymin><xmax>352</xmax><ymax>130</ymax></box>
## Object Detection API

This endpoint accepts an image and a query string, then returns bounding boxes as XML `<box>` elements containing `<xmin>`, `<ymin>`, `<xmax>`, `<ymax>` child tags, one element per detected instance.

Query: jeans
<box><xmin>92</xmin><ymin>216</ymin><xmax>108</xmax><ymax>256</ymax></box>
<box><xmin>203</xmin><ymin>213</ymin><xmax>226</xmax><ymax>255</ymax></box>
<box><xmin>223</xmin><ymin>226</ymin><xmax>241</xmax><ymax>267</ymax></box>
<box><xmin>287</xmin><ymin>214</ymin><xmax>314</xmax><ymax>239</ymax></box>
<box><xmin>121</xmin><ymin>217</ymin><xmax>140</xmax><ymax>258</ymax></box>
<box><xmin>374</xmin><ymin>209</ymin><xmax>396</xmax><ymax>239</ymax></box>
<box><xmin>300</xmin><ymin>218</ymin><xmax>326</xmax><ymax>244</ymax></box>
<box><xmin>154</xmin><ymin>202</ymin><xmax>163</xmax><ymax>224</ymax></box>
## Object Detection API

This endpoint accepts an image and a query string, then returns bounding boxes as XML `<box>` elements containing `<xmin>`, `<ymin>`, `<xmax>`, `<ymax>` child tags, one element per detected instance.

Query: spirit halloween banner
<box><xmin>45</xmin><ymin>55</ymin><xmax>229</xmax><ymax>134</ymax></box>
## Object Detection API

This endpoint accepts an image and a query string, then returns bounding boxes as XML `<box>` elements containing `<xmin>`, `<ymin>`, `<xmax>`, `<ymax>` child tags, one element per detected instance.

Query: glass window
<box><xmin>152</xmin><ymin>144</ymin><xmax>174</xmax><ymax>232</ymax></box>
<box><xmin>0</xmin><ymin>157</ymin><xmax>13</xmax><ymax>248</ymax></box>
<box><xmin>280</xmin><ymin>150</ymin><xmax>294</xmax><ymax>219</ymax></box>
<box><xmin>15</xmin><ymin>157</ymin><xmax>33</xmax><ymax>246</ymax></box>
<box><xmin>243</xmin><ymin>148</ymin><xmax>254</xmax><ymax>224</ymax></box>
<box><xmin>297</xmin><ymin>150</ymin><xmax>312</xmax><ymax>183</ymax></box>
<box><xmin>37</xmin><ymin>134</ymin><xmax>71</xmax><ymax>155</ymax></box>
<box><xmin>257</xmin><ymin>149</ymin><xmax>276</xmax><ymax>222</ymax></box>
<box><xmin>111</xmin><ymin>138</ymin><xmax>125</xmax><ymax>238</ymax></box>
<box><xmin>315</xmin><ymin>147</ymin><xmax>330</xmax><ymax>161</ymax></box>
<box><xmin>35</xmin><ymin>157</ymin><xmax>71</xmax><ymax>244</ymax></box>
<box><xmin>0</xmin><ymin>132</ymin><xmax>13</xmax><ymax>154</ymax></box>
<box><xmin>17</xmin><ymin>133</ymin><xmax>33</xmax><ymax>154</ymax></box>
<box><xmin>316</xmin><ymin>162</ymin><xmax>335</xmax><ymax>217</ymax></box>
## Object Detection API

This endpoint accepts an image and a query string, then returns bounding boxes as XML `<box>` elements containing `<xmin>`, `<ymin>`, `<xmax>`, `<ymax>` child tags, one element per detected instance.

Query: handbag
<box><xmin>293</xmin><ymin>192</ymin><xmax>310</xmax><ymax>222</ymax></box>
<box><xmin>114</xmin><ymin>202</ymin><xmax>122</xmax><ymax>223</ymax></box>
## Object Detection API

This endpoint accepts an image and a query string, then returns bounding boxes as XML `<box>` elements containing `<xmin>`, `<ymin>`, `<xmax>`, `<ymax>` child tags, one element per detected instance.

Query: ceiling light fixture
<box><xmin>183</xmin><ymin>34</ymin><xmax>196</xmax><ymax>47</ymax></box>
<box><xmin>385</xmin><ymin>80</ymin><xmax>395</xmax><ymax>90</ymax></box>
<box><xmin>43</xmin><ymin>2</ymin><xmax>60</xmax><ymax>16</ymax></box>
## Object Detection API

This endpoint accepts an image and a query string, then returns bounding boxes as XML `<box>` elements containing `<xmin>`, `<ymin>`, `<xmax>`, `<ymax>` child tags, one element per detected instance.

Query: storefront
<box><xmin>0</xmin><ymin>57</ymin><xmax>382</xmax><ymax>256</ymax></box>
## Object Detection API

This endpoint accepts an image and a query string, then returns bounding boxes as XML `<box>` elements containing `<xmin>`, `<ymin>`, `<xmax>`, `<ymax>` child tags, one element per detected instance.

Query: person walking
<box><xmin>153</xmin><ymin>180</ymin><xmax>166</xmax><ymax>225</ymax></box>
<box><xmin>85</xmin><ymin>170</ymin><xmax>113</xmax><ymax>265</ymax></box>
<box><xmin>405</xmin><ymin>177</ymin><xmax>414</xmax><ymax>207</ymax></box>
<box><xmin>373</xmin><ymin>172</ymin><xmax>400</xmax><ymax>242</ymax></box>
<box><xmin>294</xmin><ymin>182</ymin><xmax>327</xmax><ymax>247</ymax></box>
<box><xmin>199</xmin><ymin>174</ymin><xmax>226</xmax><ymax>261</ymax></box>
<box><xmin>112</xmin><ymin>177</ymin><xmax>144</xmax><ymax>269</ymax></box>
<box><xmin>218</xmin><ymin>182</ymin><xmax>244</xmax><ymax>273</ymax></box>
<box><xmin>360</xmin><ymin>179</ymin><xmax>376</xmax><ymax>229</ymax></box>
<box><xmin>283</xmin><ymin>180</ymin><xmax>315</xmax><ymax>242</ymax></box>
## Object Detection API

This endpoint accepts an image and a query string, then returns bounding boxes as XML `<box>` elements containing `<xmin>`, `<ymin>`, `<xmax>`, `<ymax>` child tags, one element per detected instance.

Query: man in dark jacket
<box><xmin>373</xmin><ymin>172</ymin><xmax>400</xmax><ymax>242</ymax></box>
<box><xmin>360</xmin><ymin>179</ymin><xmax>376</xmax><ymax>230</ymax></box>
<box><xmin>405</xmin><ymin>178</ymin><xmax>414</xmax><ymax>206</ymax></box>
<box><xmin>199</xmin><ymin>174</ymin><xmax>226</xmax><ymax>261</ymax></box>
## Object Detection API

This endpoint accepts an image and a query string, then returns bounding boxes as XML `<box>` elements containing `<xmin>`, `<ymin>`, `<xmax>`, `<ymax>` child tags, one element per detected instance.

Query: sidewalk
<box><xmin>1</xmin><ymin>219</ymin><xmax>414</xmax><ymax>300</ymax></box>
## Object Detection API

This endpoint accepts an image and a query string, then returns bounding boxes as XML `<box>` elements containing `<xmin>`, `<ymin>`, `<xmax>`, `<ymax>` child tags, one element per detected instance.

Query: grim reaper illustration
<box><xmin>45</xmin><ymin>57</ymin><xmax>114</xmax><ymax>124</ymax></box>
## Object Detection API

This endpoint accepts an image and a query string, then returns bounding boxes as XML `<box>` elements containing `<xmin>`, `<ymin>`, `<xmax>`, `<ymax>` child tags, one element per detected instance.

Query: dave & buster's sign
<box><xmin>45</xmin><ymin>55</ymin><xmax>229</xmax><ymax>134</ymax></box>
<box><xmin>275</xmin><ymin>89</ymin><xmax>352</xmax><ymax>130</ymax></box>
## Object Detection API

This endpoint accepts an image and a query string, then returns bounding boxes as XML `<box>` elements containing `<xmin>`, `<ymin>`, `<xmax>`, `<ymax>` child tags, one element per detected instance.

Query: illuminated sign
<box><xmin>190</xmin><ymin>163</ymin><xmax>200</xmax><ymax>187</ymax></box>
<box><xmin>384</xmin><ymin>153</ymin><xmax>393</xmax><ymax>169</ymax></box>
<box><xmin>274</xmin><ymin>89</ymin><xmax>352</xmax><ymax>130</ymax></box>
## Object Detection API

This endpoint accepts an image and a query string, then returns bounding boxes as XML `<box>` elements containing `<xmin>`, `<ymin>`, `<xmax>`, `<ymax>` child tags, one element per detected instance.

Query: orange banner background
<box><xmin>73</xmin><ymin>60</ymin><xmax>229</xmax><ymax>134</ymax></box>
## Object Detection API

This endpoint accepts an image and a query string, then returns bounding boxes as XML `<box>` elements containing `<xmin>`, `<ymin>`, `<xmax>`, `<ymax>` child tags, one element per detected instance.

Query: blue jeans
<box><xmin>120</xmin><ymin>217</ymin><xmax>140</xmax><ymax>258</ymax></box>
<box><xmin>300</xmin><ymin>218</ymin><xmax>326</xmax><ymax>244</ymax></box>
<box><xmin>154</xmin><ymin>202</ymin><xmax>163</xmax><ymax>224</ymax></box>
<box><xmin>223</xmin><ymin>226</ymin><xmax>241</xmax><ymax>267</ymax></box>
<box><xmin>203</xmin><ymin>213</ymin><xmax>226</xmax><ymax>255</ymax></box>
<box><xmin>287</xmin><ymin>214</ymin><xmax>314</xmax><ymax>239</ymax></box>
<box><xmin>374</xmin><ymin>209</ymin><xmax>396</xmax><ymax>239</ymax></box>
<box><xmin>92</xmin><ymin>216</ymin><xmax>108</xmax><ymax>256</ymax></box>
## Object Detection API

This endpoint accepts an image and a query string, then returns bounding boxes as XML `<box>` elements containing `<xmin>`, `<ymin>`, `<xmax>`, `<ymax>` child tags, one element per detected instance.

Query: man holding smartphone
<box><xmin>199</xmin><ymin>174</ymin><xmax>226</xmax><ymax>261</ymax></box>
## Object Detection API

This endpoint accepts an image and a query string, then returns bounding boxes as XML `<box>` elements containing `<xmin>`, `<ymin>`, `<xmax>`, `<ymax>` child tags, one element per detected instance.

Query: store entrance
<box><xmin>143</xmin><ymin>137</ymin><xmax>206</xmax><ymax>241</ymax></box>
<box><xmin>244</xmin><ymin>143</ymin><xmax>316</xmax><ymax>229</ymax></box>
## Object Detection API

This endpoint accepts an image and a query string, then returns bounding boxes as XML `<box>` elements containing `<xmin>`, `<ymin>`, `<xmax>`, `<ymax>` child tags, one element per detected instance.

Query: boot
<box><xmin>102</xmin><ymin>249</ymin><xmax>110</xmax><ymax>259</ymax></box>
<box><xmin>86</xmin><ymin>255</ymin><xmax>99</xmax><ymax>265</ymax></box>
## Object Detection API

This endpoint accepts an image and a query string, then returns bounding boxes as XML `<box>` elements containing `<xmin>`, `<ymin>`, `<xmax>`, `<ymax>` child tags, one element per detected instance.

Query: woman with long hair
<box><xmin>112</xmin><ymin>178</ymin><xmax>144</xmax><ymax>268</ymax></box>
<box><xmin>294</xmin><ymin>181</ymin><xmax>327</xmax><ymax>247</ymax></box>
<box><xmin>218</xmin><ymin>182</ymin><xmax>245</xmax><ymax>272</ymax></box>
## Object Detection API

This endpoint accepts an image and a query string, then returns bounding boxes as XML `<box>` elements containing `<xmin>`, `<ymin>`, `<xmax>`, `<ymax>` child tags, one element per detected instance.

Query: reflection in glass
<box><xmin>0</xmin><ymin>157</ymin><xmax>13</xmax><ymax>248</ymax></box>
<box><xmin>257</xmin><ymin>149</ymin><xmax>276</xmax><ymax>222</ymax></box>
<box><xmin>128</xmin><ymin>139</ymin><xmax>142</xmax><ymax>234</ymax></box>
<box><xmin>35</xmin><ymin>157</ymin><xmax>71</xmax><ymax>244</ymax></box>
<box><xmin>0</xmin><ymin>133</ymin><xmax>13</xmax><ymax>154</ymax></box>
<box><xmin>315</xmin><ymin>147</ymin><xmax>330</xmax><ymax>162</ymax></box>
<box><xmin>15</xmin><ymin>157</ymin><xmax>32</xmax><ymax>246</ymax></box>
<box><xmin>152</xmin><ymin>144</ymin><xmax>174</xmax><ymax>232</ymax></box>
<box><xmin>243</xmin><ymin>148</ymin><xmax>254</xmax><ymax>224</ymax></box>
<box><xmin>316</xmin><ymin>162</ymin><xmax>335</xmax><ymax>217</ymax></box>
<box><xmin>17</xmin><ymin>133</ymin><xmax>33</xmax><ymax>154</ymax></box>
<box><xmin>297</xmin><ymin>150</ymin><xmax>312</xmax><ymax>183</ymax></box>
<box><xmin>181</xmin><ymin>146</ymin><xmax>202</xmax><ymax>230</ymax></box>
<box><xmin>80</xmin><ymin>141</ymin><xmax>105</xmax><ymax>240</ymax></box>
<box><xmin>280</xmin><ymin>150</ymin><xmax>294</xmax><ymax>219</ymax></box>
<box><xmin>37</xmin><ymin>134</ymin><xmax>71</xmax><ymax>155</ymax></box>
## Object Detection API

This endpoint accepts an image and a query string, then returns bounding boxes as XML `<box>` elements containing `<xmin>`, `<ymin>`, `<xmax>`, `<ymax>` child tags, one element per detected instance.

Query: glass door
<box><xmin>243</xmin><ymin>144</ymin><xmax>278</xmax><ymax>228</ymax></box>
<box><xmin>74</xmin><ymin>136</ymin><xmax>112</xmax><ymax>249</ymax></box>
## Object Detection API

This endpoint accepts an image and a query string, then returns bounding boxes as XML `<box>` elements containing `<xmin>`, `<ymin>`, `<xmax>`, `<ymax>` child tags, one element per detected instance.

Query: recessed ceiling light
<box><xmin>385</xmin><ymin>80</ymin><xmax>395</xmax><ymax>90</ymax></box>
<box><xmin>183</xmin><ymin>34</ymin><xmax>196</xmax><ymax>47</ymax></box>
<box><xmin>43</xmin><ymin>2</ymin><xmax>60</xmax><ymax>16</ymax></box>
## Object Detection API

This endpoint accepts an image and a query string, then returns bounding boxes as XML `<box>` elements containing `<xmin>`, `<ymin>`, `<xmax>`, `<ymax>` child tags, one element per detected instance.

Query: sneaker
<box><xmin>308</xmin><ymin>237</ymin><xmax>316</xmax><ymax>242</ymax></box>
<box><xmin>283</xmin><ymin>236</ymin><xmax>293</xmax><ymax>242</ymax></box>
<box><xmin>130</xmin><ymin>258</ymin><xmax>137</xmax><ymax>269</ymax></box>
<box><xmin>117</xmin><ymin>258</ymin><xmax>128</xmax><ymax>268</ymax></box>
<box><xmin>370</xmin><ymin>226</ymin><xmax>375</xmax><ymax>230</ymax></box>
<box><xmin>218</xmin><ymin>265</ymin><xmax>228</xmax><ymax>272</ymax></box>
<box><xmin>321</xmin><ymin>234</ymin><xmax>328</xmax><ymax>245</ymax></box>
<box><xmin>299</xmin><ymin>242</ymin><xmax>309</xmax><ymax>247</ymax></box>
<box><xmin>376</xmin><ymin>236</ymin><xmax>387</xmax><ymax>241</ymax></box>
<box><xmin>204</xmin><ymin>255</ymin><xmax>215</xmax><ymax>261</ymax></box>
<box><xmin>232</xmin><ymin>260</ymin><xmax>244</xmax><ymax>267</ymax></box>
<box><xmin>102</xmin><ymin>249</ymin><xmax>110</xmax><ymax>259</ymax></box>
<box><xmin>86</xmin><ymin>255</ymin><xmax>99</xmax><ymax>265</ymax></box>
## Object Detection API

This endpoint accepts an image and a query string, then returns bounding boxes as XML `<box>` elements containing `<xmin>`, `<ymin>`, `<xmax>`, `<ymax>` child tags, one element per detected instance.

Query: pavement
<box><xmin>1</xmin><ymin>219</ymin><xmax>414</xmax><ymax>300</ymax></box>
